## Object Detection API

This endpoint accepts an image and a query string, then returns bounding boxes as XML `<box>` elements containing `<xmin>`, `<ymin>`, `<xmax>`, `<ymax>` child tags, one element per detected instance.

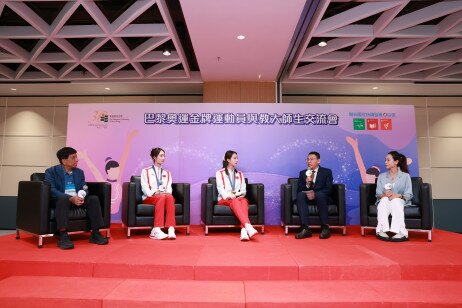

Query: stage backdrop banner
<box><xmin>67</xmin><ymin>103</ymin><xmax>418</xmax><ymax>224</ymax></box>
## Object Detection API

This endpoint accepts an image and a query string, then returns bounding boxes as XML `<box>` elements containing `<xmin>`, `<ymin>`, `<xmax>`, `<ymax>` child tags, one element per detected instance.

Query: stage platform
<box><xmin>0</xmin><ymin>225</ymin><xmax>461</xmax><ymax>306</ymax></box>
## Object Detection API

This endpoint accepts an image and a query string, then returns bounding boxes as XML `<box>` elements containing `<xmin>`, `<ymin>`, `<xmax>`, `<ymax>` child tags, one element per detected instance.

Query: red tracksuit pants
<box><xmin>143</xmin><ymin>194</ymin><xmax>176</xmax><ymax>228</ymax></box>
<box><xmin>217</xmin><ymin>197</ymin><xmax>250</xmax><ymax>227</ymax></box>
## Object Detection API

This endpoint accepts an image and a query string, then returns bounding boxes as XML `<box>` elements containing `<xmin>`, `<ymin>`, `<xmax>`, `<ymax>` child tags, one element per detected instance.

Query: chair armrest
<box><xmin>201</xmin><ymin>183</ymin><xmax>214</xmax><ymax>225</ymax></box>
<box><xmin>420</xmin><ymin>183</ymin><xmax>433</xmax><ymax>230</ymax></box>
<box><xmin>332</xmin><ymin>184</ymin><xmax>346</xmax><ymax>225</ymax></box>
<box><xmin>360</xmin><ymin>183</ymin><xmax>376</xmax><ymax>225</ymax></box>
<box><xmin>281</xmin><ymin>183</ymin><xmax>293</xmax><ymax>225</ymax></box>
<box><xmin>173</xmin><ymin>183</ymin><xmax>190</xmax><ymax>225</ymax></box>
<box><xmin>16</xmin><ymin>181</ymin><xmax>50</xmax><ymax>235</ymax></box>
<box><xmin>121</xmin><ymin>182</ymin><xmax>137</xmax><ymax>226</ymax></box>
<box><xmin>86</xmin><ymin>182</ymin><xmax>111</xmax><ymax>228</ymax></box>
<box><xmin>248</xmin><ymin>183</ymin><xmax>264</xmax><ymax>225</ymax></box>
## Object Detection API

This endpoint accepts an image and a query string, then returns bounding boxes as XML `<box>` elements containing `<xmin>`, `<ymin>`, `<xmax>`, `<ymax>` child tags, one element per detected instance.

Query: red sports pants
<box><xmin>143</xmin><ymin>194</ymin><xmax>176</xmax><ymax>228</ymax></box>
<box><xmin>217</xmin><ymin>197</ymin><xmax>250</xmax><ymax>227</ymax></box>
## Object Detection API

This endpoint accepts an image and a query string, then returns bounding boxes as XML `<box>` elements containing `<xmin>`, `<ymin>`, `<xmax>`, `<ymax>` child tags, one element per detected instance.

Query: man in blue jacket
<box><xmin>45</xmin><ymin>147</ymin><xmax>108</xmax><ymax>249</ymax></box>
<box><xmin>295</xmin><ymin>151</ymin><xmax>333</xmax><ymax>240</ymax></box>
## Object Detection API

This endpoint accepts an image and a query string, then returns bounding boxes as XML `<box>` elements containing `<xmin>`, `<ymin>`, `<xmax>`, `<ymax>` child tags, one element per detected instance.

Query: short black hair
<box><xmin>308</xmin><ymin>151</ymin><xmax>320</xmax><ymax>159</ymax></box>
<box><xmin>56</xmin><ymin>147</ymin><xmax>77</xmax><ymax>164</ymax></box>
<box><xmin>105</xmin><ymin>157</ymin><xmax>120</xmax><ymax>173</ymax></box>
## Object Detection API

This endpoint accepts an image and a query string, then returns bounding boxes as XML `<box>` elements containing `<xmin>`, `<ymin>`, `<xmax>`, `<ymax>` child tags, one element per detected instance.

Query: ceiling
<box><xmin>0</xmin><ymin>0</ymin><xmax>461</xmax><ymax>97</ymax></box>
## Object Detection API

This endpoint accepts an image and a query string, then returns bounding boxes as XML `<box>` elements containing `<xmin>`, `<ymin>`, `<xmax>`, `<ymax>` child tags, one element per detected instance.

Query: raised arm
<box><xmin>78</xmin><ymin>150</ymin><xmax>105</xmax><ymax>182</ymax></box>
<box><xmin>117</xmin><ymin>130</ymin><xmax>139</xmax><ymax>182</ymax></box>
<box><xmin>346</xmin><ymin>136</ymin><xmax>368</xmax><ymax>183</ymax></box>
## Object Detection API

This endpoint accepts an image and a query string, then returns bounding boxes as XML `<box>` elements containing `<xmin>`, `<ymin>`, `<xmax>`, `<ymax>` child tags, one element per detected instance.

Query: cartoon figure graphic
<box><xmin>346</xmin><ymin>136</ymin><xmax>380</xmax><ymax>184</ymax></box>
<box><xmin>79</xmin><ymin>130</ymin><xmax>138</xmax><ymax>214</ymax></box>
<box><xmin>346</xmin><ymin>136</ymin><xmax>414</xmax><ymax>184</ymax></box>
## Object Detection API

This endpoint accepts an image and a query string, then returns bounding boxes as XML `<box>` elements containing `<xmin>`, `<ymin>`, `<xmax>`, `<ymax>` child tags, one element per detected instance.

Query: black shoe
<box><xmin>57</xmin><ymin>232</ymin><xmax>74</xmax><ymax>250</ymax></box>
<box><xmin>89</xmin><ymin>231</ymin><xmax>109</xmax><ymax>245</ymax></box>
<box><xmin>319</xmin><ymin>227</ymin><xmax>331</xmax><ymax>239</ymax></box>
<box><xmin>295</xmin><ymin>228</ymin><xmax>312</xmax><ymax>239</ymax></box>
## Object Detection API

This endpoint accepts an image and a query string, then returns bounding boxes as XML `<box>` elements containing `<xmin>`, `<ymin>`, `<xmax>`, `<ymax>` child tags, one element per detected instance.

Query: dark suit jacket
<box><xmin>297</xmin><ymin>166</ymin><xmax>333</xmax><ymax>196</ymax></box>
<box><xmin>44</xmin><ymin>164</ymin><xmax>86</xmax><ymax>198</ymax></box>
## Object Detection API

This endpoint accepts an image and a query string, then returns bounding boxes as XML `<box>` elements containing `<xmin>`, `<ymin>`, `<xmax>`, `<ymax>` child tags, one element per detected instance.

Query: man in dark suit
<box><xmin>295</xmin><ymin>151</ymin><xmax>333</xmax><ymax>239</ymax></box>
<box><xmin>45</xmin><ymin>147</ymin><xmax>108</xmax><ymax>249</ymax></box>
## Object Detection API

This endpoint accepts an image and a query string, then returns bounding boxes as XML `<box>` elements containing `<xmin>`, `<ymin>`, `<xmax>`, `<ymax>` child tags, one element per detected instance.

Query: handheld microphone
<box><xmin>78</xmin><ymin>185</ymin><xmax>88</xmax><ymax>199</ymax></box>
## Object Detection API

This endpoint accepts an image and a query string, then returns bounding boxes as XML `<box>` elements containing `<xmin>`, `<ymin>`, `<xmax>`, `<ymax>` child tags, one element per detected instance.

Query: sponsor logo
<box><xmin>366</xmin><ymin>119</ymin><xmax>378</xmax><ymax>130</ymax></box>
<box><xmin>353</xmin><ymin>118</ymin><xmax>365</xmax><ymax>130</ymax></box>
<box><xmin>380</xmin><ymin>119</ymin><xmax>392</xmax><ymax>130</ymax></box>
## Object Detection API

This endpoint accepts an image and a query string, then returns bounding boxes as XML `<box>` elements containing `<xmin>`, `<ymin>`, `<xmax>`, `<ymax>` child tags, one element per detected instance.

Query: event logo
<box><xmin>88</xmin><ymin>111</ymin><xmax>129</xmax><ymax>128</ymax></box>
<box><xmin>366</xmin><ymin>119</ymin><xmax>378</xmax><ymax>130</ymax></box>
<box><xmin>353</xmin><ymin>118</ymin><xmax>365</xmax><ymax>130</ymax></box>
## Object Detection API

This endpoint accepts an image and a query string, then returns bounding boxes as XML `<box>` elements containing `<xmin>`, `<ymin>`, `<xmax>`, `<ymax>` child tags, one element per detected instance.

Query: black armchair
<box><xmin>121</xmin><ymin>176</ymin><xmax>190</xmax><ymax>237</ymax></box>
<box><xmin>201</xmin><ymin>177</ymin><xmax>264</xmax><ymax>235</ymax></box>
<box><xmin>280</xmin><ymin>178</ymin><xmax>346</xmax><ymax>235</ymax></box>
<box><xmin>360</xmin><ymin>176</ymin><xmax>433</xmax><ymax>241</ymax></box>
<box><xmin>16</xmin><ymin>173</ymin><xmax>111</xmax><ymax>248</ymax></box>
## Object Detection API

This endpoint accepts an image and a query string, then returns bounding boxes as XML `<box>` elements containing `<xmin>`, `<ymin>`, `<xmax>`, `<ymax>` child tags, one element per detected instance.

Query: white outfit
<box><xmin>376</xmin><ymin>197</ymin><xmax>407</xmax><ymax>236</ymax></box>
<box><xmin>375</xmin><ymin>169</ymin><xmax>413</xmax><ymax>236</ymax></box>
<box><xmin>215</xmin><ymin>168</ymin><xmax>246</xmax><ymax>201</ymax></box>
<box><xmin>141</xmin><ymin>165</ymin><xmax>173</xmax><ymax>200</ymax></box>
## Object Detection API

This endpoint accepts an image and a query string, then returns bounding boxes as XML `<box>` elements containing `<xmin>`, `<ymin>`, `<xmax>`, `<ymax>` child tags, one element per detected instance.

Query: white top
<box><xmin>141</xmin><ymin>165</ymin><xmax>173</xmax><ymax>200</ymax></box>
<box><xmin>215</xmin><ymin>168</ymin><xmax>247</xmax><ymax>201</ymax></box>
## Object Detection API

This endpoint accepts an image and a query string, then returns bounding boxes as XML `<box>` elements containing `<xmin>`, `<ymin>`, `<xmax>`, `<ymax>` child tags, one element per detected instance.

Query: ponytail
<box><xmin>388</xmin><ymin>151</ymin><xmax>409</xmax><ymax>174</ymax></box>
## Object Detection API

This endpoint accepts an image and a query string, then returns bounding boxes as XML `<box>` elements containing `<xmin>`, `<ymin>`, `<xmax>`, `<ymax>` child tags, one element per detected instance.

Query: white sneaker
<box><xmin>168</xmin><ymin>226</ymin><xmax>176</xmax><ymax>240</ymax></box>
<box><xmin>245</xmin><ymin>223</ymin><xmax>258</xmax><ymax>239</ymax></box>
<box><xmin>150</xmin><ymin>227</ymin><xmax>168</xmax><ymax>240</ymax></box>
<box><xmin>391</xmin><ymin>232</ymin><xmax>408</xmax><ymax>242</ymax></box>
<box><xmin>240</xmin><ymin>228</ymin><xmax>249</xmax><ymax>241</ymax></box>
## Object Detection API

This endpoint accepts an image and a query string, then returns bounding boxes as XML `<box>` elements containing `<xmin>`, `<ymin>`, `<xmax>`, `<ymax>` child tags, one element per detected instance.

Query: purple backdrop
<box><xmin>67</xmin><ymin>103</ymin><xmax>418</xmax><ymax>224</ymax></box>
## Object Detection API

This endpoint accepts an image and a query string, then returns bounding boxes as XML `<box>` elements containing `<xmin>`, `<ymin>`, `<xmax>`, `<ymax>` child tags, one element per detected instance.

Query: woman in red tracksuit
<box><xmin>216</xmin><ymin>150</ymin><xmax>258</xmax><ymax>241</ymax></box>
<box><xmin>141</xmin><ymin>148</ymin><xmax>176</xmax><ymax>240</ymax></box>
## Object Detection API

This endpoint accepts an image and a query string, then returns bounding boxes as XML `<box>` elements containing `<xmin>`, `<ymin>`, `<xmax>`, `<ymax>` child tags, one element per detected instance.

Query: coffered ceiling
<box><xmin>0</xmin><ymin>0</ymin><xmax>461</xmax><ymax>96</ymax></box>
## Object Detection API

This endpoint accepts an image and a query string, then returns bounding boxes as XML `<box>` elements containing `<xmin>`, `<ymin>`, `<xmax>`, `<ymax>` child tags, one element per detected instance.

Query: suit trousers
<box><xmin>297</xmin><ymin>191</ymin><xmax>329</xmax><ymax>228</ymax></box>
<box><xmin>52</xmin><ymin>195</ymin><xmax>104</xmax><ymax>231</ymax></box>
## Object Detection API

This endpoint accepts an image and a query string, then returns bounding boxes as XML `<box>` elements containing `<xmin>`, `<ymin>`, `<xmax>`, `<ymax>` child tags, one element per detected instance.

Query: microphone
<box><xmin>305</xmin><ymin>170</ymin><xmax>313</xmax><ymax>177</ymax></box>
<box><xmin>78</xmin><ymin>185</ymin><xmax>88</xmax><ymax>199</ymax></box>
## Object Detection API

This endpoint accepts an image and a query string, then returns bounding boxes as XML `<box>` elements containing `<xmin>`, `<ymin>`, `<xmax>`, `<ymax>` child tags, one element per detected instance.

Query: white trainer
<box><xmin>245</xmin><ymin>223</ymin><xmax>258</xmax><ymax>239</ymax></box>
<box><xmin>168</xmin><ymin>226</ymin><xmax>176</xmax><ymax>240</ymax></box>
<box><xmin>240</xmin><ymin>228</ymin><xmax>249</xmax><ymax>241</ymax></box>
<box><xmin>150</xmin><ymin>227</ymin><xmax>168</xmax><ymax>240</ymax></box>
<box><xmin>391</xmin><ymin>232</ymin><xmax>408</xmax><ymax>242</ymax></box>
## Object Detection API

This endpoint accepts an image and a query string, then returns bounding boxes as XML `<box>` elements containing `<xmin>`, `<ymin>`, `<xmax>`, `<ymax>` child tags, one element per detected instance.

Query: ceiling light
<box><xmin>237</xmin><ymin>35</ymin><xmax>245</xmax><ymax>40</ymax></box>
<box><xmin>105</xmin><ymin>87</ymin><xmax>110</xmax><ymax>91</ymax></box>
<box><xmin>11</xmin><ymin>88</ymin><xmax>17</xmax><ymax>91</ymax></box>
<box><xmin>318</xmin><ymin>40</ymin><xmax>327</xmax><ymax>47</ymax></box>
<box><xmin>162</xmin><ymin>48</ymin><xmax>171</xmax><ymax>56</ymax></box>
<box><xmin>372</xmin><ymin>87</ymin><xmax>378</xmax><ymax>90</ymax></box>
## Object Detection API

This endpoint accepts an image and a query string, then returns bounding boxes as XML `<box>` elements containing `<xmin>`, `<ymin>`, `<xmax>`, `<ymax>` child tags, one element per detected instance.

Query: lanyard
<box><xmin>152</xmin><ymin>165</ymin><xmax>163</xmax><ymax>187</ymax></box>
<box><xmin>228</xmin><ymin>170</ymin><xmax>236</xmax><ymax>192</ymax></box>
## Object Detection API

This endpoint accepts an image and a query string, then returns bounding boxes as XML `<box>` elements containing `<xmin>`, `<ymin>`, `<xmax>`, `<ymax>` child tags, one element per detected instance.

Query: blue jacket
<box><xmin>44</xmin><ymin>164</ymin><xmax>86</xmax><ymax>198</ymax></box>
<box><xmin>297</xmin><ymin>166</ymin><xmax>333</xmax><ymax>195</ymax></box>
